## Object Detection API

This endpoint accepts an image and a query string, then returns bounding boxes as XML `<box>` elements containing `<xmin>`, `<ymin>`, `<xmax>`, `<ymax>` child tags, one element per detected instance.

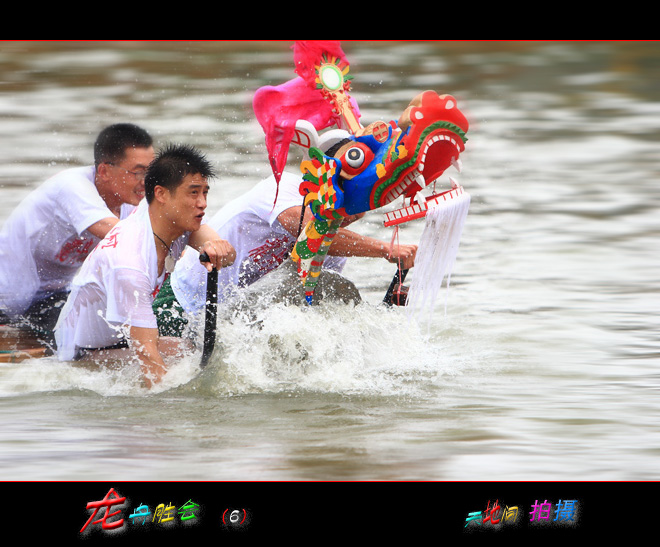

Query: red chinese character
<box><xmin>80</xmin><ymin>488</ymin><xmax>126</xmax><ymax>533</ymax></box>
<box><xmin>56</xmin><ymin>237</ymin><xmax>95</xmax><ymax>264</ymax></box>
<box><xmin>101</xmin><ymin>233</ymin><xmax>119</xmax><ymax>249</ymax></box>
<box><xmin>483</xmin><ymin>499</ymin><xmax>502</xmax><ymax>525</ymax></box>
<box><xmin>248</xmin><ymin>236</ymin><xmax>291</xmax><ymax>273</ymax></box>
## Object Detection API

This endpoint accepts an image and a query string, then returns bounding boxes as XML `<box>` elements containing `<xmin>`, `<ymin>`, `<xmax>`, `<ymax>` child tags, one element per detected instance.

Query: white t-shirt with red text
<box><xmin>0</xmin><ymin>166</ymin><xmax>133</xmax><ymax>317</ymax></box>
<box><xmin>55</xmin><ymin>199</ymin><xmax>189</xmax><ymax>360</ymax></box>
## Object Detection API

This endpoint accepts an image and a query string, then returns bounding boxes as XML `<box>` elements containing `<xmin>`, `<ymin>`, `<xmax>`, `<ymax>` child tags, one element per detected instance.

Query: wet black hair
<box><xmin>144</xmin><ymin>143</ymin><xmax>216</xmax><ymax>203</ymax></box>
<box><xmin>93</xmin><ymin>123</ymin><xmax>153</xmax><ymax>167</ymax></box>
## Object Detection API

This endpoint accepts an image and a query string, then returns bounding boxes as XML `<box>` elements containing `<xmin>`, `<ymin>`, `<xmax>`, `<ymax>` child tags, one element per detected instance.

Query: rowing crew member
<box><xmin>54</xmin><ymin>144</ymin><xmax>235</xmax><ymax>388</ymax></box>
<box><xmin>0</xmin><ymin>123</ymin><xmax>155</xmax><ymax>349</ymax></box>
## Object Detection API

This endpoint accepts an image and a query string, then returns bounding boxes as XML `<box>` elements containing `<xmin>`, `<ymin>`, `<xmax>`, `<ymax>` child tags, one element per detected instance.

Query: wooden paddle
<box><xmin>198</xmin><ymin>252</ymin><xmax>218</xmax><ymax>368</ymax></box>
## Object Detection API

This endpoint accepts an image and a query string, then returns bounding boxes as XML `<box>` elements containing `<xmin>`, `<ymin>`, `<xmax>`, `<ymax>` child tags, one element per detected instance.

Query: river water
<box><xmin>0</xmin><ymin>41</ymin><xmax>658</xmax><ymax>492</ymax></box>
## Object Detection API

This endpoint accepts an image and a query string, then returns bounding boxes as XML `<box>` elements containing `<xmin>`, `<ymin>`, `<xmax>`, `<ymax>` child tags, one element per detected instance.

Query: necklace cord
<box><xmin>153</xmin><ymin>232</ymin><xmax>172</xmax><ymax>253</ymax></box>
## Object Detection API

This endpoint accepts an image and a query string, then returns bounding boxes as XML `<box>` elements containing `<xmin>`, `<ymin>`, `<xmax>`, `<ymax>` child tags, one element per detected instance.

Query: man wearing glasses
<box><xmin>0</xmin><ymin>123</ymin><xmax>154</xmax><ymax>349</ymax></box>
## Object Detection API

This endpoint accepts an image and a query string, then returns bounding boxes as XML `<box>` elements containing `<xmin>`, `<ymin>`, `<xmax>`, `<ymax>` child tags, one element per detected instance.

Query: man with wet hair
<box><xmin>0</xmin><ymin>123</ymin><xmax>154</xmax><ymax>347</ymax></box>
<box><xmin>55</xmin><ymin>144</ymin><xmax>235</xmax><ymax>388</ymax></box>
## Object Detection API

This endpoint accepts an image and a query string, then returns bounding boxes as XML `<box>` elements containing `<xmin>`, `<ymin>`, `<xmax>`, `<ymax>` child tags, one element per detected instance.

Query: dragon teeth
<box><xmin>385</xmin><ymin>129</ymin><xmax>463</xmax><ymax>203</ymax></box>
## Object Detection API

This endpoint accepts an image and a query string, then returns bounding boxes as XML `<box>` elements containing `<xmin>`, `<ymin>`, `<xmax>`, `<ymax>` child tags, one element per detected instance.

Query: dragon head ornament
<box><xmin>253</xmin><ymin>41</ymin><xmax>469</xmax><ymax>304</ymax></box>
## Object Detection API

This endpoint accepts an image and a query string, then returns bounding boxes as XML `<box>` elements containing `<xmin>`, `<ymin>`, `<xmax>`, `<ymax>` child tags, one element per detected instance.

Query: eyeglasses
<box><xmin>107</xmin><ymin>162</ymin><xmax>147</xmax><ymax>180</ymax></box>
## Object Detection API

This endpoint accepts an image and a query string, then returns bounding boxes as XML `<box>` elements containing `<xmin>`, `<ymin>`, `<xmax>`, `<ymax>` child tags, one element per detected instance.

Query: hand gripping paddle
<box><xmin>198</xmin><ymin>252</ymin><xmax>218</xmax><ymax>368</ymax></box>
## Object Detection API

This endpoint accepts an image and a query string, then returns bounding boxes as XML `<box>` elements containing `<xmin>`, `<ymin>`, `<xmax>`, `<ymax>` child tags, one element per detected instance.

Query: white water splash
<box><xmin>198</xmin><ymin>299</ymin><xmax>450</xmax><ymax>398</ymax></box>
<box><xmin>405</xmin><ymin>191</ymin><xmax>471</xmax><ymax>327</ymax></box>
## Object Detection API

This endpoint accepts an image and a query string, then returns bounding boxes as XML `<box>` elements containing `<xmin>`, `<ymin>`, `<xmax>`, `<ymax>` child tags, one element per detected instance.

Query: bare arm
<box><xmin>277</xmin><ymin>206</ymin><xmax>417</xmax><ymax>270</ymax></box>
<box><xmin>86</xmin><ymin>217</ymin><xmax>120</xmax><ymax>239</ymax></box>
<box><xmin>188</xmin><ymin>223</ymin><xmax>236</xmax><ymax>271</ymax></box>
<box><xmin>129</xmin><ymin>326</ymin><xmax>167</xmax><ymax>388</ymax></box>
<box><xmin>332</xmin><ymin>230</ymin><xmax>417</xmax><ymax>270</ymax></box>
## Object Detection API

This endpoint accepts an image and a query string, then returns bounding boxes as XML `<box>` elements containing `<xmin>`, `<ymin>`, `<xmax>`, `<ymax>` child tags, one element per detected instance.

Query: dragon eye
<box><xmin>345</xmin><ymin>147</ymin><xmax>365</xmax><ymax>168</ymax></box>
<box><xmin>338</xmin><ymin>142</ymin><xmax>375</xmax><ymax>177</ymax></box>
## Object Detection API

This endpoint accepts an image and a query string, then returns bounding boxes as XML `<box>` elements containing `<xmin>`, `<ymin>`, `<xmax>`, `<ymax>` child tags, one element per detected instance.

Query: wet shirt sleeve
<box><xmin>105</xmin><ymin>267</ymin><xmax>159</xmax><ymax>330</ymax></box>
<box><xmin>57</xmin><ymin>176</ymin><xmax>114</xmax><ymax>236</ymax></box>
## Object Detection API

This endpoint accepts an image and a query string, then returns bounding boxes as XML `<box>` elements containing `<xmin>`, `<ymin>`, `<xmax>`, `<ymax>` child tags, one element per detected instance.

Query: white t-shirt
<box><xmin>0</xmin><ymin>166</ymin><xmax>133</xmax><ymax>317</ymax></box>
<box><xmin>54</xmin><ymin>199</ymin><xmax>190</xmax><ymax>361</ymax></box>
<box><xmin>170</xmin><ymin>172</ymin><xmax>346</xmax><ymax>315</ymax></box>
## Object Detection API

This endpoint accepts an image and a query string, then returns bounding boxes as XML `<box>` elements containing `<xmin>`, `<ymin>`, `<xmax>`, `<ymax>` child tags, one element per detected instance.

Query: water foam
<box><xmin>192</xmin><ymin>295</ymin><xmax>459</xmax><ymax>399</ymax></box>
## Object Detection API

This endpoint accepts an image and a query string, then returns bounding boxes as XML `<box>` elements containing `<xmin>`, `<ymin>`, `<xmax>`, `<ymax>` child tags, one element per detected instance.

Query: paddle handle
<box><xmin>383</xmin><ymin>268</ymin><xmax>409</xmax><ymax>306</ymax></box>
<box><xmin>199</xmin><ymin>252</ymin><xmax>218</xmax><ymax>368</ymax></box>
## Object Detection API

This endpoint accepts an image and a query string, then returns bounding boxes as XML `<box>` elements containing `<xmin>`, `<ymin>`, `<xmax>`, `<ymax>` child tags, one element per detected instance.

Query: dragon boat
<box><xmin>0</xmin><ymin>324</ymin><xmax>49</xmax><ymax>362</ymax></box>
<box><xmin>0</xmin><ymin>40</ymin><xmax>472</xmax><ymax>365</ymax></box>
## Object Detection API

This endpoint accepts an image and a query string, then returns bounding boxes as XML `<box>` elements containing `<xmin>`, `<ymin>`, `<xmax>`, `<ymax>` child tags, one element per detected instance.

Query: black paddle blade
<box><xmin>199</xmin><ymin>252</ymin><xmax>218</xmax><ymax>368</ymax></box>
<box><xmin>383</xmin><ymin>268</ymin><xmax>409</xmax><ymax>306</ymax></box>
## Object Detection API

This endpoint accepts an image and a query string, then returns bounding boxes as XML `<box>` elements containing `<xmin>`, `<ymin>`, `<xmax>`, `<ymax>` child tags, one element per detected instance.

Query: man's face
<box><xmin>163</xmin><ymin>173</ymin><xmax>209</xmax><ymax>232</ymax></box>
<box><xmin>107</xmin><ymin>146</ymin><xmax>155</xmax><ymax>205</ymax></box>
